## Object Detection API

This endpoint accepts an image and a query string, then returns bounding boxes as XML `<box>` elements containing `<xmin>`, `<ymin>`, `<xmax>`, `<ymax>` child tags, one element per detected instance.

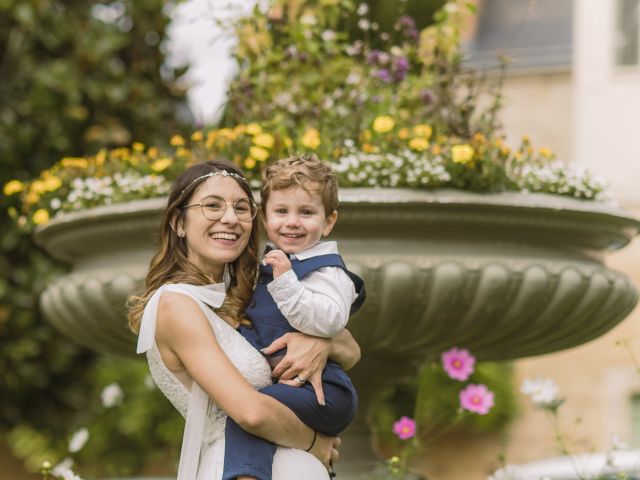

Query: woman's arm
<box><xmin>156</xmin><ymin>292</ymin><xmax>337</xmax><ymax>463</ymax></box>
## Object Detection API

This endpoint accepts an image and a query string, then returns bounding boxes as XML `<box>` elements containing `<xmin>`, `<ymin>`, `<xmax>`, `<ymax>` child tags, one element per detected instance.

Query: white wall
<box><xmin>574</xmin><ymin>0</ymin><xmax>640</xmax><ymax>207</ymax></box>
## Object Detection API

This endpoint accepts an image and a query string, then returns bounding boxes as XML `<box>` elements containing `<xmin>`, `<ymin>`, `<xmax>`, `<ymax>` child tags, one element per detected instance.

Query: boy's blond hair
<box><xmin>261</xmin><ymin>154</ymin><xmax>338</xmax><ymax>216</ymax></box>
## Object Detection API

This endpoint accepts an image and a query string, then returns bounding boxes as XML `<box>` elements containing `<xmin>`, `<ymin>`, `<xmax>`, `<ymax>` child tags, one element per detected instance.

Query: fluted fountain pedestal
<box><xmin>34</xmin><ymin>189</ymin><xmax>640</xmax><ymax>478</ymax></box>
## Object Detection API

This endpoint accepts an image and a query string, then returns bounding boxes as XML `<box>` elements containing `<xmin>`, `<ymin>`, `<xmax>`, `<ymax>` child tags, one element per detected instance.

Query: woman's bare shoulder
<box><xmin>156</xmin><ymin>290</ymin><xmax>213</xmax><ymax>342</ymax></box>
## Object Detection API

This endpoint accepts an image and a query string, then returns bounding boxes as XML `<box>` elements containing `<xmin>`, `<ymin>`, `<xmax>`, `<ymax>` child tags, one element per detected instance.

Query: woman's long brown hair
<box><xmin>127</xmin><ymin>159</ymin><xmax>259</xmax><ymax>333</ymax></box>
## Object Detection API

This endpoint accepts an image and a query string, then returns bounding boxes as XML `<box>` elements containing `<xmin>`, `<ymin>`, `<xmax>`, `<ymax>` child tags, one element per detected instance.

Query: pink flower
<box><xmin>392</xmin><ymin>416</ymin><xmax>417</xmax><ymax>440</ymax></box>
<box><xmin>442</xmin><ymin>347</ymin><xmax>476</xmax><ymax>381</ymax></box>
<box><xmin>459</xmin><ymin>384</ymin><xmax>494</xmax><ymax>415</ymax></box>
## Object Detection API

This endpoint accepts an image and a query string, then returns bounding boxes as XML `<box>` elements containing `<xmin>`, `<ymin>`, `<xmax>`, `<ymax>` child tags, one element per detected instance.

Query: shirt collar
<box><xmin>265</xmin><ymin>241</ymin><xmax>339</xmax><ymax>260</ymax></box>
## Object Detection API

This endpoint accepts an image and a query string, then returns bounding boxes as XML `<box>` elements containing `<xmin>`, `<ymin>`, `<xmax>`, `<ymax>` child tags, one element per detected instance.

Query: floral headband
<box><xmin>180</xmin><ymin>169</ymin><xmax>248</xmax><ymax>196</ymax></box>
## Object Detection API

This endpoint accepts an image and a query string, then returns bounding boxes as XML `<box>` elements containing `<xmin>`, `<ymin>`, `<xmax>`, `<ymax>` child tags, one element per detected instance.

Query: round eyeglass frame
<box><xmin>182</xmin><ymin>195</ymin><xmax>258</xmax><ymax>223</ymax></box>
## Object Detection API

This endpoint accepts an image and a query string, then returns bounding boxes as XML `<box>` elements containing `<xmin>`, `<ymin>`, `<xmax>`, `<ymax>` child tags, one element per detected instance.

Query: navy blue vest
<box><xmin>241</xmin><ymin>253</ymin><xmax>365</xmax><ymax>363</ymax></box>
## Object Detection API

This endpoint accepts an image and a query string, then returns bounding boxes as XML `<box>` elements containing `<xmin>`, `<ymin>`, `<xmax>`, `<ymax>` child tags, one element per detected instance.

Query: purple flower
<box><xmin>420</xmin><ymin>89</ymin><xmax>435</xmax><ymax>104</ymax></box>
<box><xmin>459</xmin><ymin>384</ymin><xmax>494</xmax><ymax>415</ymax></box>
<box><xmin>392</xmin><ymin>56</ymin><xmax>409</xmax><ymax>82</ymax></box>
<box><xmin>397</xmin><ymin>15</ymin><xmax>416</xmax><ymax>29</ymax></box>
<box><xmin>442</xmin><ymin>347</ymin><xmax>475</xmax><ymax>381</ymax></box>
<box><xmin>374</xmin><ymin>68</ymin><xmax>391</xmax><ymax>83</ymax></box>
<box><xmin>367</xmin><ymin>49</ymin><xmax>382</xmax><ymax>65</ymax></box>
<box><xmin>392</xmin><ymin>416</ymin><xmax>416</xmax><ymax>440</ymax></box>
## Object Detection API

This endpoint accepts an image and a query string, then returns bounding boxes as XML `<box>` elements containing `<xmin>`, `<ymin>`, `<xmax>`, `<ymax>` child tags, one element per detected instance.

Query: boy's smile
<box><xmin>264</xmin><ymin>185</ymin><xmax>337</xmax><ymax>254</ymax></box>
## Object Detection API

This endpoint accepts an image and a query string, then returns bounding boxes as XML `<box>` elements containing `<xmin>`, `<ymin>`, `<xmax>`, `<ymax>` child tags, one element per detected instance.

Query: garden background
<box><xmin>2</xmin><ymin>0</ymin><xmax>640</xmax><ymax>479</ymax></box>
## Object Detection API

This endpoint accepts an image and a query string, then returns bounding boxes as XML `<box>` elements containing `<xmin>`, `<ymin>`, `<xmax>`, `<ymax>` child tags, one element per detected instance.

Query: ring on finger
<box><xmin>294</xmin><ymin>375</ymin><xmax>307</xmax><ymax>384</ymax></box>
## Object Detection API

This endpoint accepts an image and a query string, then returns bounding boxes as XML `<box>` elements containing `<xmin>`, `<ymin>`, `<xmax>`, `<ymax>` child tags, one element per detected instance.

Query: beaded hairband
<box><xmin>180</xmin><ymin>170</ymin><xmax>248</xmax><ymax>196</ymax></box>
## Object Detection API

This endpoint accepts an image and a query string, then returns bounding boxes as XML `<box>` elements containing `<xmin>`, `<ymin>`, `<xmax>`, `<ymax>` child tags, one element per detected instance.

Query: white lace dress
<box><xmin>136</xmin><ymin>283</ymin><xmax>329</xmax><ymax>480</ymax></box>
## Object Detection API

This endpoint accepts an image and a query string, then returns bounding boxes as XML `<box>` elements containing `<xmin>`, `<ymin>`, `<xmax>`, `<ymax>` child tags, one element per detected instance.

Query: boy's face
<box><xmin>263</xmin><ymin>185</ymin><xmax>337</xmax><ymax>254</ymax></box>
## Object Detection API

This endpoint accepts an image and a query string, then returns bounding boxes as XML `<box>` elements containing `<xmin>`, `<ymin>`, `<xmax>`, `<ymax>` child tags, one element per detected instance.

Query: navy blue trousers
<box><xmin>222</xmin><ymin>363</ymin><xmax>357</xmax><ymax>480</ymax></box>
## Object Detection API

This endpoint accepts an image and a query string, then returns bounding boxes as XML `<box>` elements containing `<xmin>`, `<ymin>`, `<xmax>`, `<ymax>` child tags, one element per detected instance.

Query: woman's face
<box><xmin>180</xmin><ymin>175</ymin><xmax>253</xmax><ymax>280</ymax></box>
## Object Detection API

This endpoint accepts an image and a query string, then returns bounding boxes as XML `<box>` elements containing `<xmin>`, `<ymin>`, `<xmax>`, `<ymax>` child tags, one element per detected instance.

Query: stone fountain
<box><xmin>35</xmin><ymin>188</ymin><xmax>640</xmax><ymax>478</ymax></box>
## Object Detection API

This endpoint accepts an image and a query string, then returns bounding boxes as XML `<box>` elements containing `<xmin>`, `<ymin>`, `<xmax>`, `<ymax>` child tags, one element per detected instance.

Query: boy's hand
<box><xmin>263</xmin><ymin>249</ymin><xmax>292</xmax><ymax>278</ymax></box>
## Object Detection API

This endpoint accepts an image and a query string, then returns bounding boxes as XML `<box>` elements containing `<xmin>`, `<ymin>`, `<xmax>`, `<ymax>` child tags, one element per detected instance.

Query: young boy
<box><xmin>223</xmin><ymin>154</ymin><xmax>366</xmax><ymax>480</ymax></box>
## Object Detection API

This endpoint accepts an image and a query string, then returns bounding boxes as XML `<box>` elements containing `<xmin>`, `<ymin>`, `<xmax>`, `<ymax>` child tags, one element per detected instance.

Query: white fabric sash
<box><xmin>136</xmin><ymin>283</ymin><xmax>226</xmax><ymax>480</ymax></box>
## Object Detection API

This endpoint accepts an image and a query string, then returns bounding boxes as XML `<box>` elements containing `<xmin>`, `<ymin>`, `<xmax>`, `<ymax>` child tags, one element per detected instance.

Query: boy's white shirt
<box><xmin>265</xmin><ymin>241</ymin><xmax>357</xmax><ymax>338</ymax></box>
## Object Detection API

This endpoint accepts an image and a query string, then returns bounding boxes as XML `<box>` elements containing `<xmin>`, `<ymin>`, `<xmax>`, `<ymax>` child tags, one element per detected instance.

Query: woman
<box><xmin>127</xmin><ymin>159</ymin><xmax>361</xmax><ymax>480</ymax></box>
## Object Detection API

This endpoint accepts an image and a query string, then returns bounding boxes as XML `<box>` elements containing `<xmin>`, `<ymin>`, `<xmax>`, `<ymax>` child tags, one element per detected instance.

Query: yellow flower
<box><xmin>61</xmin><ymin>157</ymin><xmax>89</xmax><ymax>169</ymax></box>
<box><xmin>398</xmin><ymin>128</ymin><xmax>410</xmax><ymax>140</ymax></box>
<box><xmin>408</xmin><ymin>137</ymin><xmax>429</xmax><ymax>151</ymax></box>
<box><xmin>218</xmin><ymin>128</ymin><xmax>236</xmax><ymax>140</ymax></box>
<box><xmin>362</xmin><ymin>143</ymin><xmax>378</xmax><ymax>153</ymax></box>
<box><xmin>24</xmin><ymin>191</ymin><xmax>40</xmax><ymax>205</ymax></box>
<box><xmin>206</xmin><ymin>131</ymin><xmax>217</xmax><ymax>148</ymax></box>
<box><xmin>244</xmin><ymin>157</ymin><xmax>257</xmax><ymax>169</ymax></box>
<box><xmin>233</xmin><ymin>125</ymin><xmax>246</xmax><ymax>136</ymax></box>
<box><xmin>301</xmin><ymin>128</ymin><xmax>321</xmax><ymax>149</ymax></box>
<box><xmin>147</xmin><ymin>147</ymin><xmax>159</xmax><ymax>159</ymax></box>
<box><xmin>190</xmin><ymin>130</ymin><xmax>204</xmax><ymax>142</ymax></box>
<box><xmin>431</xmin><ymin>145</ymin><xmax>442</xmax><ymax>155</ymax></box>
<box><xmin>43</xmin><ymin>176</ymin><xmax>62</xmax><ymax>192</ymax></box>
<box><xmin>500</xmin><ymin>145</ymin><xmax>511</xmax><ymax>156</ymax></box>
<box><xmin>170</xmin><ymin>135</ymin><xmax>185</xmax><ymax>147</ymax></box>
<box><xmin>176</xmin><ymin>147</ymin><xmax>191</xmax><ymax>158</ymax></box>
<box><xmin>112</xmin><ymin>147</ymin><xmax>130</xmax><ymax>158</ymax></box>
<box><xmin>283</xmin><ymin>137</ymin><xmax>293</xmax><ymax>149</ymax></box>
<box><xmin>473</xmin><ymin>132</ymin><xmax>486</xmax><ymax>143</ymax></box>
<box><xmin>451</xmin><ymin>144</ymin><xmax>475</xmax><ymax>164</ymax></box>
<box><xmin>95</xmin><ymin>150</ymin><xmax>107</xmax><ymax>166</ymax></box>
<box><xmin>539</xmin><ymin>147</ymin><xmax>554</xmax><ymax>158</ymax></box>
<box><xmin>132</xmin><ymin>142</ymin><xmax>145</xmax><ymax>152</ymax></box>
<box><xmin>372</xmin><ymin>116</ymin><xmax>395</xmax><ymax>134</ymax></box>
<box><xmin>522</xmin><ymin>135</ymin><xmax>531</xmax><ymax>144</ymax></box>
<box><xmin>249</xmin><ymin>146</ymin><xmax>270</xmax><ymax>162</ymax></box>
<box><xmin>253</xmin><ymin>133</ymin><xmax>275</xmax><ymax>149</ymax></box>
<box><xmin>3</xmin><ymin>180</ymin><xmax>24</xmax><ymax>196</ymax></box>
<box><xmin>246</xmin><ymin>123</ymin><xmax>262</xmax><ymax>136</ymax></box>
<box><xmin>151</xmin><ymin>158</ymin><xmax>172</xmax><ymax>172</ymax></box>
<box><xmin>413</xmin><ymin>124</ymin><xmax>433</xmax><ymax>139</ymax></box>
<box><xmin>30</xmin><ymin>180</ymin><xmax>47</xmax><ymax>194</ymax></box>
<box><xmin>360</xmin><ymin>129</ymin><xmax>372</xmax><ymax>142</ymax></box>
<box><xmin>32</xmin><ymin>209</ymin><xmax>50</xmax><ymax>225</ymax></box>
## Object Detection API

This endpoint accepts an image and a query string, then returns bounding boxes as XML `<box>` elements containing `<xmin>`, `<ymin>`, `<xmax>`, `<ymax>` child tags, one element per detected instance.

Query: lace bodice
<box><xmin>137</xmin><ymin>283</ymin><xmax>273</xmax><ymax>478</ymax></box>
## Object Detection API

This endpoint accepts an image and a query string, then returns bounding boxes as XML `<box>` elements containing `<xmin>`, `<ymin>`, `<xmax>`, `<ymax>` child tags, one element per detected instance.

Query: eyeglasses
<box><xmin>182</xmin><ymin>195</ymin><xmax>258</xmax><ymax>223</ymax></box>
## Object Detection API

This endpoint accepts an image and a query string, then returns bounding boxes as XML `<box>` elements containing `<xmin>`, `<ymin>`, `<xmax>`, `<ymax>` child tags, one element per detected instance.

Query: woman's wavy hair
<box><xmin>127</xmin><ymin>159</ymin><xmax>259</xmax><ymax>333</ymax></box>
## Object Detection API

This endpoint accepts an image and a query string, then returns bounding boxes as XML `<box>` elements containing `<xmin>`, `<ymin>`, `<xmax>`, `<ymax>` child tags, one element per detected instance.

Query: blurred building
<box><xmin>418</xmin><ymin>1</ymin><xmax>640</xmax><ymax>478</ymax></box>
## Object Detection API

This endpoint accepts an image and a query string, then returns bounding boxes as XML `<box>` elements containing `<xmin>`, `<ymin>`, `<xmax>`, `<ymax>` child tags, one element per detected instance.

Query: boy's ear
<box><xmin>322</xmin><ymin>210</ymin><xmax>338</xmax><ymax>237</ymax></box>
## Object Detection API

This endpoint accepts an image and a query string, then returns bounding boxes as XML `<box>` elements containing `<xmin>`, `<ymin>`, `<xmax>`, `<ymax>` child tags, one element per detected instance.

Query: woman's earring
<box><xmin>178</xmin><ymin>230</ymin><xmax>185</xmax><ymax>238</ymax></box>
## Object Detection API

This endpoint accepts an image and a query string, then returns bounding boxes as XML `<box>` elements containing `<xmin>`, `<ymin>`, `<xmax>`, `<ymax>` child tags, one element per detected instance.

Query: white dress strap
<box><xmin>136</xmin><ymin>283</ymin><xmax>227</xmax><ymax>480</ymax></box>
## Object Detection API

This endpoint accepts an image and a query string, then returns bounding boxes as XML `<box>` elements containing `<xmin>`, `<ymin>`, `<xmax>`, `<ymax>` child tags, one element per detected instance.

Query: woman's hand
<box><xmin>262</xmin><ymin>332</ymin><xmax>330</xmax><ymax>405</ymax></box>
<box><xmin>309</xmin><ymin>432</ymin><xmax>341</xmax><ymax>470</ymax></box>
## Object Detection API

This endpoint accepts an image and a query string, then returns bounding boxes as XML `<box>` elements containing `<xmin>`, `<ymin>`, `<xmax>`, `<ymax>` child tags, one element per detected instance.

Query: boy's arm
<box><xmin>267</xmin><ymin>266</ymin><xmax>356</xmax><ymax>337</ymax></box>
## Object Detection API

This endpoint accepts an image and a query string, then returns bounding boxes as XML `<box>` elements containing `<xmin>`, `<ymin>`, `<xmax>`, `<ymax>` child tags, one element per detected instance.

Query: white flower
<box><xmin>520</xmin><ymin>377</ymin><xmax>559</xmax><ymax>406</ymax></box>
<box><xmin>144</xmin><ymin>374</ymin><xmax>157</xmax><ymax>390</ymax></box>
<box><xmin>346</xmin><ymin>72</ymin><xmax>360</xmax><ymax>85</ymax></box>
<box><xmin>321</xmin><ymin>30</ymin><xmax>336</xmax><ymax>42</ymax></box>
<box><xmin>300</xmin><ymin>14</ymin><xmax>317</xmax><ymax>25</ymax></box>
<box><xmin>68</xmin><ymin>427</ymin><xmax>89</xmax><ymax>453</ymax></box>
<box><xmin>357</xmin><ymin>3</ymin><xmax>369</xmax><ymax>15</ymax></box>
<box><xmin>52</xmin><ymin>458</ymin><xmax>83</xmax><ymax>480</ymax></box>
<box><xmin>487</xmin><ymin>465</ymin><xmax>524</xmax><ymax>480</ymax></box>
<box><xmin>357</xmin><ymin>19</ymin><xmax>370</xmax><ymax>30</ymax></box>
<box><xmin>50</xmin><ymin>198</ymin><xmax>62</xmax><ymax>209</ymax></box>
<box><xmin>611</xmin><ymin>434</ymin><xmax>628</xmax><ymax>451</ymax></box>
<box><xmin>100</xmin><ymin>382</ymin><xmax>124</xmax><ymax>408</ymax></box>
